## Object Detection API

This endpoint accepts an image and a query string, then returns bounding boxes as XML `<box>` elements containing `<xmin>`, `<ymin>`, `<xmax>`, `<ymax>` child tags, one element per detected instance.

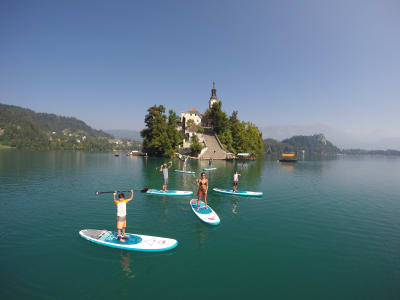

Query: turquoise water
<box><xmin>0</xmin><ymin>151</ymin><xmax>399</xmax><ymax>299</ymax></box>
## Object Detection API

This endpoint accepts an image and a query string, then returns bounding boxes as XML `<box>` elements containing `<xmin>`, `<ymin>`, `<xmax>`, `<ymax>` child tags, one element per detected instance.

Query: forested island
<box><xmin>0</xmin><ymin>103</ymin><xmax>140</xmax><ymax>151</ymax></box>
<box><xmin>140</xmin><ymin>101</ymin><xmax>264</xmax><ymax>158</ymax></box>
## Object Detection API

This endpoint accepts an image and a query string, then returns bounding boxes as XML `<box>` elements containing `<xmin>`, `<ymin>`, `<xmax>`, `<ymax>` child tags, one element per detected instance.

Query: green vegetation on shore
<box><xmin>206</xmin><ymin>102</ymin><xmax>264</xmax><ymax>155</ymax></box>
<box><xmin>0</xmin><ymin>103</ymin><xmax>140</xmax><ymax>151</ymax></box>
<box><xmin>140</xmin><ymin>105</ymin><xmax>184</xmax><ymax>157</ymax></box>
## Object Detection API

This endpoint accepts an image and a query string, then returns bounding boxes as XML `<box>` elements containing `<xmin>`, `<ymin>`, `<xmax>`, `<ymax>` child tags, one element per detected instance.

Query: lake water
<box><xmin>0</xmin><ymin>151</ymin><xmax>399</xmax><ymax>299</ymax></box>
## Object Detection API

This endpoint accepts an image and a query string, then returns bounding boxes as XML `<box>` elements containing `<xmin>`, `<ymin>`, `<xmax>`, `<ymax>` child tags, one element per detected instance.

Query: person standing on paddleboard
<box><xmin>208</xmin><ymin>158</ymin><xmax>212</xmax><ymax>166</ymax></box>
<box><xmin>183</xmin><ymin>156</ymin><xmax>189</xmax><ymax>171</ymax></box>
<box><xmin>113</xmin><ymin>190</ymin><xmax>134</xmax><ymax>242</ymax></box>
<box><xmin>160</xmin><ymin>161</ymin><xmax>172</xmax><ymax>192</ymax></box>
<box><xmin>233</xmin><ymin>171</ymin><xmax>241</xmax><ymax>192</ymax></box>
<box><xmin>196</xmin><ymin>172</ymin><xmax>208</xmax><ymax>210</ymax></box>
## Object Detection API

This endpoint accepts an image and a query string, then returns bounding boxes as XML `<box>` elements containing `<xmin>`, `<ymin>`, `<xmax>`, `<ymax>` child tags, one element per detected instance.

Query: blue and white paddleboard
<box><xmin>79</xmin><ymin>229</ymin><xmax>178</xmax><ymax>252</ymax></box>
<box><xmin>146</xmin><ymin>189</ymin><xmax>193</xmax><ymax>196</ymax></box>
<box><xmin>190</xmin><ymin>199</ymin><xmax>220</xmax><ymax>225</ymax></box>
<box><xmin>175</xmin><ymin>169</ymin><xmax>196</xmax><ymax>174</ymax></box>
<box><xmin>203</xmin><ymin>167</ymin><xmax>216</xmax><ymax>171</ymax></box>
<box><xmin>213</xmin><ymin>188</ymin><xmax>263</xmax><ymax>197</ymax></box>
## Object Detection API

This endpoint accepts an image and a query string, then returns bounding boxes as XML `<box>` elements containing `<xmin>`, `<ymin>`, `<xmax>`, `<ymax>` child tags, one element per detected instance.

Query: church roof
<box><xmin>184</xmin><ymin>108</ymin><xmax>201</xmax><ymax>116</ymax></box>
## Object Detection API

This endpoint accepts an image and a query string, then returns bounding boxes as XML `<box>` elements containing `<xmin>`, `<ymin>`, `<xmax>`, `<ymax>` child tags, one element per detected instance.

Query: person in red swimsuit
<box><xmin>196</xmin><ymin>172</ymin><xmax>208</xmax><ymax>210</ymax></box>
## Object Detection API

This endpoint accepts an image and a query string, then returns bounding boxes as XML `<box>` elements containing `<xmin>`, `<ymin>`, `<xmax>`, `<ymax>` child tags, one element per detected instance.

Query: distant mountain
<box><xmin>264</xmin><ymin>133</ymin><xmax>341</xmax><ymax>154</ymax></box>
<box><xmin>260</xmin><ymin>123</ymin><xmax>400</xmax><ymax>150</ymax></box>
<box><xmin>105</xmin><ymin>129</ymin><xmax>142</xmax><ymax>141</ymax></box>
<box><xmin>0</xmin><ymin>103</ymin><xmax>127</xmax><ymax>151</ymax></box>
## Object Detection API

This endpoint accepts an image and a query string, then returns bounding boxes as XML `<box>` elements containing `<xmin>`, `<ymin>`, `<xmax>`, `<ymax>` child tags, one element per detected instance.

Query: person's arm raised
<box><xmin>127</xmin><ymin>189</ymin><xmax>134</xmax><ymax>202</ymax></box>
<box><xmin>113</xmin><ymin>191</ymin><xmax>118</xmax><ymax>205</ymax></box>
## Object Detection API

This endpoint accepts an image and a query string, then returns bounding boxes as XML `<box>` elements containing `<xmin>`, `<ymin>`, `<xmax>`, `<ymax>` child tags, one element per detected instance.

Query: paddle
<box><xmin>95</xmin><ymin>188</ymin><xmax>149</xmax><ymax>195</ymax></box>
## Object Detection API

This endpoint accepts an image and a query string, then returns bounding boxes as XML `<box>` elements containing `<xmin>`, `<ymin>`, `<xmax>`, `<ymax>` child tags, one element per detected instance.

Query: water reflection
<box><xmin>161</xmin><ymin>198</ymin><xmax>168</xmax><ymax>220</ymax></box>
<box><xmin>120</xmin><ymin>251</ymin><xmax>136</xmax><ymax>279</ymax></box>
<box><xmin>232</xmin><ymin>199</ymin><xmax>238</xmax><ymax>215</ymax></box>
<box><xmin>279</xmin><ymin>163</ymin><xmax>296</xmax><ymax>173</ymax></box>
<box><xmin>196</xmin><ymin>222</ymin><xmax>207</xmax><ymax>248</ymax></box>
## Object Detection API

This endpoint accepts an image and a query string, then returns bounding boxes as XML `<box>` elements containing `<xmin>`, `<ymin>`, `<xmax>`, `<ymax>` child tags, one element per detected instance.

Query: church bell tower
<box><xmin>209</xmin><ymin>81</ymin><xmax>219</xmax><ymax>109</ymax></box>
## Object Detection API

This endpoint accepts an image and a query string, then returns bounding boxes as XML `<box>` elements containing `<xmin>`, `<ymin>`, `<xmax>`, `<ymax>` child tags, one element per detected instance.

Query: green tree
<box><xmin>207</xmin><ymin>101</ymin><xmax>228</xmax><ymax>135</ymax></box>
<box><xmin>141</xmin><ymin>105</ymin><xmax>183</xmax><ymax>157</ymax></box>
<box><xmin>190</xmin><ymin>134</ymin><xmax>203</xmax><ymax>157</ymax></box>
<box><xmin>167</xmin><ymin>109</ymin><xmax>183</xmax><ymax>152</ymax></box>
<box><xmin>141</xmin><ymin>105</ymin><xmax>170</xmax><ymax>157</ymax></box>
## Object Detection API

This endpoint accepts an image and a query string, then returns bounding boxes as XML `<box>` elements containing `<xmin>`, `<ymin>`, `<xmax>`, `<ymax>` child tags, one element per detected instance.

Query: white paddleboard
<box><xmin>146</xmin><ymin>189</ymin><xmax>193</xmax><ymax>196</ymax></box>
<box><xmin>79</xmin><ymin>229</ymin><xmax>178</xmax><ymax>252</ymax></box>
<box><xmin>213</xmin><ymin>188</ymin><xmax>263</xmax><ymax>197</ymax></box>
<box><xmin>175</xmin><ymin>169</ymin><xmax>196</xmax><ymax>174</ymax></box>
<box><xmin>203</xmin><ymin>167</ymin><xmax>216</xmax><ymax>171</ymax></box>
<box><xmin>190</xmin><ymin>199</ymin><xmax>220</xmax><ymax>225</ymax></box>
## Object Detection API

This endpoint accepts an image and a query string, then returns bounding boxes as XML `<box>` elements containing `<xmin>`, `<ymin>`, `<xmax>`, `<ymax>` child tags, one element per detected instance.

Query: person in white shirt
<box><xmin>160</xmin><ymin>161</ymin><xmax>172</xmax><ymax>192</ymax></box>
<box><xmin>113</xmin><ymin>190</ymin><xmax>134</xmax><ymax>242</ymax></box>
<box><xmin>233</xmin><ymin>171</ymin><xmax>241</xmax><ymax>192</ymax></box>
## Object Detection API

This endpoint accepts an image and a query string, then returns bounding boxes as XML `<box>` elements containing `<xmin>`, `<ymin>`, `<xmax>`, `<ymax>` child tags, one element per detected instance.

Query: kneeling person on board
<box><xmin>196</xmin><ymin>172</ymin><xmax>208</xmax><ymax>210</ymax></box>
<box><xmin>160</xmin><ymin>161</ymin><xmax>172</xmax><ymax>192</ymax></box>
<box><xmin>114</xmin><ymin>190</ymin><xmax>134</xmax><ymax>242</ymax></box>
<box><xmin>233</xmin><ymin>171</ymin><xmax>241</xmax><ymax>192</ymax></box>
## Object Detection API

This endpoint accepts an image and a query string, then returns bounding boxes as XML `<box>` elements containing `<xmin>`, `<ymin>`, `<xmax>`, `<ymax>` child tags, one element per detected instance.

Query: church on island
<box><xmin>180</xmin><ymin>81</ymin><xmax>219</xmax><ymax>129</ymax></box>
<box><xmin>178</xmin><ymin>82</ymin><xmax>233</xmax><ymax>160</ymax></box>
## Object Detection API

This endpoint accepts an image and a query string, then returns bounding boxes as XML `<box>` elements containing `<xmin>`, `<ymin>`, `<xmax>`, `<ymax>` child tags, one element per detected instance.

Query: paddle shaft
<box><xmin>96</xmin><ymin>188</ymin><xmax>148</xmax><ymax>195</ymax></box>
<box><xmin>96</xmin><ymin>190</ymin><xmax>132</xmax><ymax>195</ymax></box>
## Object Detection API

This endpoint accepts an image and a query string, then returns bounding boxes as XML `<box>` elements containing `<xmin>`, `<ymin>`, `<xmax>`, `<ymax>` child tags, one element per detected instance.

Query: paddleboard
<box><xmin>213</xmin><ymin>188</ymin><xmax>263</xmax><ymax>197</ymax></box>
<box><xmin>175</xmin><ymin>170</ymin><xmax>196</xmax><ymax>174</ymax></box>
<box><xmin>190</xmin><ymin>199</ymin><xmax>220</xmax><ymax>225</ymax></box>
<box><xmin>203</xmin><ymin>167</ymin><xmax>216</xmax><ymax>171</ymax></box>
<box><xmin>146</xmin><ymin>189</ymin><xmax>193</xmax><ymax>196</ymax></box>
<box><xmin>79</xmin><ymin>229</ymin><xmax>178</xmax><ymax>252</ymax></box>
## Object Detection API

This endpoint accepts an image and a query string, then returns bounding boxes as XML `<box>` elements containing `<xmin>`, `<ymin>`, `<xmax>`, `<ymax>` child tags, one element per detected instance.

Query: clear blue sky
<box><xmin>1</xmin><ymin>0</ymin><xmax>399</xmax><ymax>145</ymax></box>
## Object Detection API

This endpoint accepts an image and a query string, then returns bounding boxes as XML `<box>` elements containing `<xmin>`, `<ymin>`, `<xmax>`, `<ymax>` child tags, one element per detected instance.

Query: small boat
<box><xmin>279</xmin><ymin>153</ymin><xmax>297</xmax><ymax>162</ymax></box>
<box><xmin>127</xmin><ymin>150</ymin><xmax>146</xmax><ymax>156</ymax></box>
<box><xmin>114</xmin><ymin>154</ymin><xmax>120</xmax><ymax>157</ymax></box>
<box><xmin>237</xmin><ymin>153</ymin><xmax>256</xmax><ymax>161</ymax></box>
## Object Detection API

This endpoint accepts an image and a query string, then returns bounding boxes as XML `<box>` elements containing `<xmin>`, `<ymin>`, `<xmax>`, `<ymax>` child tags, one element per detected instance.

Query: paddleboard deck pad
<box><xmin>203</xmin><ymin>168</ymin><xmax>216</xmax><ymax>171</ymax></box>
<box><xmin>175</xmin><ymin>170</ymin><xmax>196</xmax><ymax>174</ymax></box>
<box><xmin>190</xmin><ymin>199</ymin><xmax>220</xmax><ymax>225</ymax></box>
<box><xmin>79</xmin><ymin>229</ymin><xmax>178</xmax><ymax>251</ymax></box>
<box><xmin>213</xmin><ymin>188</ymin><xmax>263</xmax><ymax>197</ymax></box>
<box><xmin>146</xmin><ymin>189</ymin><xmax>193</xmax><ymax>196</ymax></box>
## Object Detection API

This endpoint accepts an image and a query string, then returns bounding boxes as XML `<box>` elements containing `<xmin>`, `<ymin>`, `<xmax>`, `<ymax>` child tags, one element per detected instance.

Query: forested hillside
<box><xmin>264</xmin><ymin>133</ymin><xmax>341</xmax><ymax>154</ymax></box>
<box><xmin>0</xmin><ymin>103</ymin><xmax>135</xmax><ymax>151</ymax></box>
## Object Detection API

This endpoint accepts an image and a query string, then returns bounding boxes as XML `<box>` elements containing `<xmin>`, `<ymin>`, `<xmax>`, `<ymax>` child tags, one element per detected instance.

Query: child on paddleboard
<box><xmin>233</xmin><ymin>171</ymin><xmax>241</xmax><ymax>192</ymax></box>
<box><xmin>196</xmin><ymin>172</ymin><xmax>208</xmax><ymax>210</ymax></box>
<box><xmin>113</xmin><ymin>190</ymin><xmax>134</xmax><ymax>242</ymax></box>
<box><xmin>160</xmin><ymin>161</ymin><xmax>172</xmax><ymax>192</ymax></box>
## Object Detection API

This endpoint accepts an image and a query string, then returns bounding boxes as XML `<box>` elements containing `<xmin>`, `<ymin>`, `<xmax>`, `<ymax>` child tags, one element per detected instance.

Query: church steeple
<box><xmin>211</xmin><ymin>81</ymin><xmax>217</xmax><ymax>99</ymax></box>
<box><xmin>209</xmin><ymin>81</ymin><xmax>219</xmax><ymax>109</ymax></box>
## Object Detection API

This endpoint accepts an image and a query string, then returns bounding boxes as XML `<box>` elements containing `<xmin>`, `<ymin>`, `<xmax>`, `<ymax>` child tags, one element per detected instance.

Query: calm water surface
<box><xmin>0</xmin><ymin>151</ymin><xmax>399</xmax><ymax>299</ymax></box>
